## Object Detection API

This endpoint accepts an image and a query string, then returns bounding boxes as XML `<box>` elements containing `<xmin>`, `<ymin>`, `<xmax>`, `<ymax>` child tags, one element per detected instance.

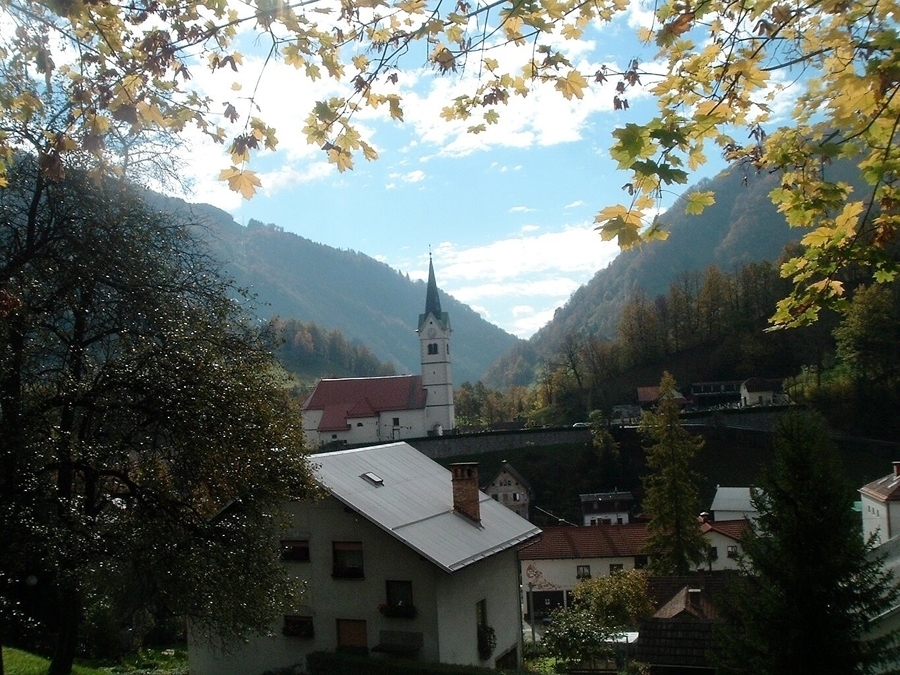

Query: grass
<box><xmin>2</xmin><ymin>647</ymin><xmax>189</xmax><ymax>675</ymax></box>
<box><xmin>3</xmin><ymin>648</ymin><xmax>107</xmax><ymax>675</ymax></box>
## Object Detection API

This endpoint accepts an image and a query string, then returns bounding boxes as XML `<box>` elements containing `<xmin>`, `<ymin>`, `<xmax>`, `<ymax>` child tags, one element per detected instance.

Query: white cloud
<box><xmin>509</xmin><ymin>306</ymin><xmax>560</xmax><ymax>338</ymax></box>
<box><xmin>392</xmin><ymin>169</ymin><xmax>426</xmax><ymax>183</ymax></box>
<box><xmin>565</xmin><ymin>200</ymin><xmax>585</xmax><ymax>209</ymax></box>
<box><xmin>509</xmin><ymin>206</ymin><xmax>536</xmax><ymax>213</ymax></box>
<box><xmin>386</xmin><ymin>224</ymin><xmax>619</xmax><ymax>337</ymax></box>
<box><xmin>521</xmin><ymin>225</ymin><xmax>540</xmax><ymax>233</ymax></box>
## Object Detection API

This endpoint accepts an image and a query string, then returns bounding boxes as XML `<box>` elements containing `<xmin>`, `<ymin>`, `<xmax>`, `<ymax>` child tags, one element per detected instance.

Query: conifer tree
<box><xmin>640</xmin><ymin>372</ymin><xmax>706</xmax><ymax>575</ymax></box>
<box><xmin>716</xmin><ymin>411</ymin><xmax>900</xmax><ymax>675</ymax></box>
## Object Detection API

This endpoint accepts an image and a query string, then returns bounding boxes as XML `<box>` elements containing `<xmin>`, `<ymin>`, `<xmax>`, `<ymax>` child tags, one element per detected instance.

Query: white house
<box><xmin>700</xmin><ymin>519</ymin><xmax>746</xmax><ymax>569</ymax></box>
<box><xmin>709</xmin><ymin>486</ymin><xmax>756</xmax><ymax>521</ymax></box>
<box><xmin>300</xmin><ymin>257</ymin><xmax>455</xmax><ymax>447</ymax></box>
<box><xmin>860</xmin><ymin>462</ymin><xmax>900</xmax><ymax>544</ymax></box>
<box><xmin>518</xmin><ymin>521</ymin><xmax>745</xmax><ymax>617</ymax></box>
<box><xmin>519</xmin><ymin>524</ymin><xmax>651</xmax><ymax>616</ymax></box>
<box><xmin>189</xmin><ymin>442</ymin><xmax>540</xmax><ymax>675</ymax></box>
<box><xmin>740</xmin><ymin>377</ymin><xmax>776</xmax><ymax>407</ymax></box>
<box><xmin>579</xmin><ymin>490</ymin><xmax>635</xmax><ymax>526</ymax></box>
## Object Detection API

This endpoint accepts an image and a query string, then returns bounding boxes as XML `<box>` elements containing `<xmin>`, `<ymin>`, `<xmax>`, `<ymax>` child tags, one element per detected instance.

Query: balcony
<box><xmin>379</xmin><ymin>603</ymin><xmax>418</xmax><ymax>619</ymax></box>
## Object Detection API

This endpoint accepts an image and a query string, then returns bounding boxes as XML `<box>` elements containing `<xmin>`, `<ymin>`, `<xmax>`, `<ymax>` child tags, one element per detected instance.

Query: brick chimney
<box><xmin>451</xmin><ymin>462</ymin><xmax>481</xmax><ymax>523</ymax></box>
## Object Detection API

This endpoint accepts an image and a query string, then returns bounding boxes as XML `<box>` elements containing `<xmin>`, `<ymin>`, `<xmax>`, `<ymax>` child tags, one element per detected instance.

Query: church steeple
<box><xmin>418</xmin><ymin>253</ymin><xmax>450</xmax><ymax>332</ymax></box>
<box><xmin>416</xmin><ymin>254</ymin><xmax>454</xmax><ymax>434</ymax></box>
<box><xmin>424</xmin><ymin>255</ymin><xmax>442</xmax><ymax>317</ymax></box>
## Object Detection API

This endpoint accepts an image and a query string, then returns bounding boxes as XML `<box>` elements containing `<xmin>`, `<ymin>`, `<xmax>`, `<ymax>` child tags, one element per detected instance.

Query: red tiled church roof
<box><xmin>302</xmin><ymin>375</ymin><xmax>427</xmax><ymax>432</ymax></box>
<box><xmin>518</xmin><ymin>524</ymin><xmax>650</xmax><ymax>560</ymax></box>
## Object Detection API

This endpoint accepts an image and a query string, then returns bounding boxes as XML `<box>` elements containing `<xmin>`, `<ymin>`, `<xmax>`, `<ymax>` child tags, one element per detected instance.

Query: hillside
<box><xmin>484</xmin><ymin>160</ymin><xmax>864</xmax><ymax>388</ymax></box>
<box><xmin>151</xmin><ymin>194</ymin><xmax>521</xmax><ymax>386</ymax></box>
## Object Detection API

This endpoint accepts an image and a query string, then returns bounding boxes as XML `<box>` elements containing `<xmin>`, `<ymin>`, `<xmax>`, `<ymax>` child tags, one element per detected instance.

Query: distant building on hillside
<box><xmin>485</xmin><ymin>461</ymin><xmax>533</xmax><ymax>520</ymax></box>
<box><xmin>739</xmin><ymin>377</ymin><xmax>780</xmax><ymax>407</ymax></box>
<box><xmin>301</xmin><ymin>257</ymin><xmax>455</xmax><ymax>447</ymax></box>
<box><xmin>580</xmin><ymin>491</ymin><xmax>634</xmax><ymax>526</ymax></box>
<box><xmin>687</xmin><ymin>380</ymin><xmax>742</xmax><ymax>408</ymax></box>
<box><xmin>637</xmin><ymin>385</ymin><xmax>686</xmax><ymax>409</ymax></box>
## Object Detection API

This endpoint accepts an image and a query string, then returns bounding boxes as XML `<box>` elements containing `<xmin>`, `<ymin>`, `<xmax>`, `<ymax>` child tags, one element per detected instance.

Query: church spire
<box><xmin>424</xmin><ymin>253</ymin><xmax>442</xmax><ymax>317</ymax></box>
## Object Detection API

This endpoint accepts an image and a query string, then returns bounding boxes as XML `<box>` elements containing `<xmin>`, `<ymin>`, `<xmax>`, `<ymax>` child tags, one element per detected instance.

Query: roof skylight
<box><xmin>361</xmin><ymin>472</ymin><xmax>384</xmax><ymax>486</ymax></box>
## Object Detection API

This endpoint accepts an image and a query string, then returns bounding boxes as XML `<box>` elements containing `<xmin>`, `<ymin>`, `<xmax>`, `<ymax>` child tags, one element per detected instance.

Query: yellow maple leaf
<box><xmin>328</xmin><ymin>147</ymin><xmax>354</xmax><ymax>172</ymax></box>
<box><xmin>555</xmin><ymin>70</ymin><xmax>587</xmax><ymax>99</ymax></box>
<box><xmin>220</xmin><ymin>166</ymin><xmax>262</xmax><ymax>199</ymax></box>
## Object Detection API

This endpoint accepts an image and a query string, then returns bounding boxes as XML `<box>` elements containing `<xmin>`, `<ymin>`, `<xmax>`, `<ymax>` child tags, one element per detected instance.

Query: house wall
<box><xmin>520</xmin><ymin>554</ymin><xmax>640</xmax><ymax>599</ymax></box>
<box><xmin>486</xmin><ymin>468</ymin><xmax>530</xmax><ymax>519</ymax></box>
<box><xmin>301</xmin><ymin>409</ymin><xmax>325</xmax><ymax>444</ymax></box>
<box><xmin>701</xmin><ymin>531</ymin><xmax>742</xmax><ymax>571</ymax></box>
<box><xmin>861</xmin><ymin>493</ymin><xmax>900</xmax><ymax>544</ymax></box>
<box><xmin>740</xmin><ymin>385</ymin><xmax>774</xmax><ymax>406</ymax></box>
<box><xmin>189</xmin><ymin>496</ymin><xmax>443</xmax><ymax>675</ymax></box>
<box><xmin>303</xmin><ymin>409</ymin><xmax>429</xmax><ymax>447</ymax></box>
<box><xmin>345</xmin><ymin>416</ymin><xmax>375</xmax><ymax>444</ymax></box>
<box><xmin>711</xmin><ymin>509</ymin><xmax>755</xmax><ymax>521</ymax></box>
<box><xmin>435</xmin><ymin>547</ymin><xmax>523</xmax><ymax>668</ymax></box>
<box><xmin>376</xmin><ymin>409</ymin><xmax>427</xmax><ymax>442</ymax></box>
<box><xmin>582</xmin><ymin>510</ymin><xmax>631</xmax><ymax>526</ymax></box>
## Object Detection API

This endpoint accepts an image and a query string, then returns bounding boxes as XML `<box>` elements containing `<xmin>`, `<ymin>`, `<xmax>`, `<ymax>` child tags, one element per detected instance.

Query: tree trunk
<box><xmin>48</xmin><ymin>585</ymin><xmax>79</xmax><ymax>675</ymax></box>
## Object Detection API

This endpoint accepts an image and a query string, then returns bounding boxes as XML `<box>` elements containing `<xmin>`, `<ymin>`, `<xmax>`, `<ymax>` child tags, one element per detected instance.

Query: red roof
<box><xmin>700</xmin><ymin>519</ymin><xmax>748</xmax><ymax>541</ymax></box>
<box><xmin>302</xmin><ymin>375</ymin><xmax>427</xmax><ymax>432</ymax></box>
<box><xmin>518</xmin><ymin>524</ymin><xmax>650</xmax><ymax>560</ymax></box>
<box><xmin>861</xmin><ymin>468</ymin><xmax>900</xmax><ymax>502</ymax></box>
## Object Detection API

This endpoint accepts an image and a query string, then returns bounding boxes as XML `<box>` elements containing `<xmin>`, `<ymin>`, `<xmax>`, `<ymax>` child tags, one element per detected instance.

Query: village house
<box><xmin>739</xmin><ymin>377</ymin><xmax>778</xmax><ymax>407</ymax></box>
<box><xmin>860</xmin><ymin>462</ymin><xmax>900</xmax><ymax>545</ymax></box>
<box><xmin>708</xmin><ymin>486</ymin><xmax>756</xmax><ymax>522</ymax></box>
<box><xmin>300</xmin><ymin>257</ymin><xmax>455</xmax><ymax>447</ymax></box>
<box><xmin>634</xmin><ymin>574</ymin><xmax>731</xmax><ymax>675</ymax></box>
<box><xmin>485</xmin><ymin>461</ymin><xmax>533</xmax><ymax>520</ymax></box>
<box><xmin>580</xmin><ymin>490</ymin><xmax>635</xmax><ymax>525</ymax></box>
<box><xmin>520</xmin><ymin>524</ymin><xmax>650</xmax><ymax>618</ymax></box>
<box><xmin>519</xmin><ymin>521</ymin><xmax>745</xmax><ymax>618</ymax></box>
<box><xmin>188</xmin><ymin>443</ymin><xmax>540</xmax><ymax>675</ymax></box>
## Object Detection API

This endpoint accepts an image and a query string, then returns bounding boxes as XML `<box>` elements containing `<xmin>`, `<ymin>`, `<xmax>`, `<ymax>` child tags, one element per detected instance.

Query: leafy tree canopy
<box><xmin>543</xmin><ymin>569</ymin><xmax>653</xmax><ymax>665</ymax></box>
<box><xmin>1</xmin><ymin>0</ymin><xmax>897</xmax><ymax>325</ymax></box>
<box><xmin>0</xmin><ymin>159</ymin><xmax>319</xmax><ymax>675</ymax></box>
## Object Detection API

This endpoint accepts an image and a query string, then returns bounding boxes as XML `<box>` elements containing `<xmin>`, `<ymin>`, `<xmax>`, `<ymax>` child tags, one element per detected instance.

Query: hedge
<box><xmin>306</xmin><ymin>651</ymin><xmax>504</xmax><ymax>675</ymax></box>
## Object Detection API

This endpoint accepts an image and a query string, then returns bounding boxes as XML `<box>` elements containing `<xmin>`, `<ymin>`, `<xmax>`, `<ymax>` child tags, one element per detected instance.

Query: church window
<box><xmin>427</xmin><ymin>343</ymin><xmax>438</xmax><ymax>355</ymax></box>
<box><xmin>446</xmin><ymin>344</ymin><xmax>450</xmax><ymax>354</ymax></box>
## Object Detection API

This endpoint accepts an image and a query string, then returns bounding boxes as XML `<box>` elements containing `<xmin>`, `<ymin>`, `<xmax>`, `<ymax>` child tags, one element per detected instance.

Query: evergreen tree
<box><xmin>640</xmin><ymin>372</ymin><xmax>707</xmax><ymax>575</ymax></box>
<box><xmin>716</xmin><ymin>411</ymin><xmax>900</xmax><ymax>675</ymax></box>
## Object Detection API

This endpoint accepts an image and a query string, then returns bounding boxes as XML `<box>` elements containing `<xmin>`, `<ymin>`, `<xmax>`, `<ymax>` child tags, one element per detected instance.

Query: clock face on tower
<box><xmin>427</xmin><ymin>327</ymin><xmax>436</xmax><ymax>338</ymax></box>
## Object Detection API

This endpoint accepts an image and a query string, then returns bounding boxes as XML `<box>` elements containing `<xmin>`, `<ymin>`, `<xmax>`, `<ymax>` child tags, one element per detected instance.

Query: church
<box><xmin>300</xmin><ymin>257</ymin><xmax>456</xmax><ymax>447</ymax></box>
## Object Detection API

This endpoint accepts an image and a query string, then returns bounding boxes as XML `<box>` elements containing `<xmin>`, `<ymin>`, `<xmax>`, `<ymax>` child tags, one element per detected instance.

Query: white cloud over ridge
<box><xmin>400</xmin><ymin>224</ymin><xmax>618</xmax><ymax>338</ymax></box>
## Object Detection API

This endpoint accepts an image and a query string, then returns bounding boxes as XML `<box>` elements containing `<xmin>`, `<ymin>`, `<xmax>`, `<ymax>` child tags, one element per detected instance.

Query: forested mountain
<box><xmin>150</xmin><ymin>194</ymin><xmax>521</xmax><ymax>386</ymax></box>
<box><xmin>484</xmin><ymin>160</ymin><xmax>865</xmax><ymax>388</ymax></box>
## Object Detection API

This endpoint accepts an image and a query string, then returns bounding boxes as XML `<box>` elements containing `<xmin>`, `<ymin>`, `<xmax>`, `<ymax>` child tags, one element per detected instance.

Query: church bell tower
<box><xmin>417</xmin><ymin>255</ymin><xmax>455</xmax><ymax>434</ymax></box>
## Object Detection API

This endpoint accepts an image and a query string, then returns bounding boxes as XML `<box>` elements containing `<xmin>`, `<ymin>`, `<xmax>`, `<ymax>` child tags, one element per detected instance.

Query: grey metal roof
<box><xmin>313</xmin><ymin>442</ymin><xmax>541</xmax><ymax>573</ymax></box>
<box><xmin>710</xmin><ymin>486</ymin><xmax>755</xmax><ymax>514</ymax></box>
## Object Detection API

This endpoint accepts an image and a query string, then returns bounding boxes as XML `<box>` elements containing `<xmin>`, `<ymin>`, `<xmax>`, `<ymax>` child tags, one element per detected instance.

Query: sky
<box><xmin>165</xmin><ymin>0</ymin><xmax>735</xmax><ymax>339</ymax></box>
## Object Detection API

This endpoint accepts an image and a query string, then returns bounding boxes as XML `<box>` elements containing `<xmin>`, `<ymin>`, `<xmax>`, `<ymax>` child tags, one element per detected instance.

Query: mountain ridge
<box><xmin>483</xmin><ymin>159</ymin><xmax>866</xmax><ymax>388</ymax></box>
<box><xmin>148</xmin><ymin>193</ymin><xmax>521</xmax><ymax>386</ymax></box>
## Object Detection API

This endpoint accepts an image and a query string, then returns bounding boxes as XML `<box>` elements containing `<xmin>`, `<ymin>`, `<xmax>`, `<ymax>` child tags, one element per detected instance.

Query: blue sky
<box><xmin>166</xmin><ymin>2</ymin><xmax>739</xmax><ymax>338</ymax></box>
